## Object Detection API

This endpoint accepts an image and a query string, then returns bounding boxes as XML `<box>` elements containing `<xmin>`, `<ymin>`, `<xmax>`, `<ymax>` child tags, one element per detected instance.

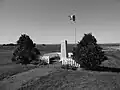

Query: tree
<box><xmin>12</xmin><ymin>34</ymin><xmax>40</xmax><ymax>65</ymax></box>
<box><xmin>72</xmin><ymin>33</ymin><xmax>108</xmax><ymax>69</ymax></box>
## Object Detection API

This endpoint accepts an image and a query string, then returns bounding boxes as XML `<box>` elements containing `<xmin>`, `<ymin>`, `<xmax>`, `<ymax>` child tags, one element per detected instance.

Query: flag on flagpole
<box><xmin>68</xmin><ymin>14</ymin><xmax>76</xmax><ymax>23</ymax></box>
<box><xmin>68</xmin><ymin>13</ymin><xmax>76</xmax><ymax>44</ymax></box>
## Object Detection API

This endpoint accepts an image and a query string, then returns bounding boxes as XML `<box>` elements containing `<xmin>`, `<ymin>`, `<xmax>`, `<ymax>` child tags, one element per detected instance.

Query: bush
<box><xmin>30</xmin><ymin>61</ymin><xmax>39</xmax><ymax>65</ymax></box>
<box><xmin>72</xmin><ymin>33</ymin><xmax>108</xmax><ymax>69</ymax></box>
<box><xmin>39</xmin><ymin>60</ymin><xmax>48</xmax><ymax>65</ymax></box>
<box><xmin>11</xmin><ymin>34</ymin><xmax>41</xmax><ymax>65</ymax></box>
<box><xmin>49</xmin><ymin>56</ymin><xmax>60</xmax><ymax>64</ymax></box>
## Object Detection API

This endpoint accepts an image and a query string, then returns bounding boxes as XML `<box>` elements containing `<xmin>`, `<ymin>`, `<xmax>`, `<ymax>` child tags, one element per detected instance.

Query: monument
<box><xmin>60</xmin><ymin>40</ymin><xmax>68</xmax><ymax>64</ymax></box>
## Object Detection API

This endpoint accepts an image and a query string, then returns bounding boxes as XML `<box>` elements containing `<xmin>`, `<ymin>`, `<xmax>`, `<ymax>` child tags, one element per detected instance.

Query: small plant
<box><xmin>39</xmin><ymin>60</ymin><xmax>48</xmax><ymax>65</ymax></box>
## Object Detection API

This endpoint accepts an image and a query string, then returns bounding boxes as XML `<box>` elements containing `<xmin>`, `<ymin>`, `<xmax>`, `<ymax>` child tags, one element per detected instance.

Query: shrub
<box><xmin>72</xmin><ymin>33</ymin><xmax>108</xmax><ymax>69</ymax></box>
<box><xmin>49</xmin><ymin>56</ymin><xmax>60</xmax><ymax>64</ymax></box>
<box><xmin>30</xmin><ymin>61</ymin><xmax>39</xmax><ymax>65</ymax></box>
<box><xmin>39</xmin><ymin>60</ymin><xmax>48</xmax><ymax>65</ymax></box>
<box><xmin>11</xmin><ymin>34</ymin><xmax>41</xmax><ymax>65</ymax></box>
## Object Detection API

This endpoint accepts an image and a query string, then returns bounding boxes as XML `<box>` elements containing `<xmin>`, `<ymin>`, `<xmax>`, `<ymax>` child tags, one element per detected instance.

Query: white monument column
<box><xmin>60</xmin><ymin>40</ymin><xmax>68</xmax><ymax>64</ymax></box>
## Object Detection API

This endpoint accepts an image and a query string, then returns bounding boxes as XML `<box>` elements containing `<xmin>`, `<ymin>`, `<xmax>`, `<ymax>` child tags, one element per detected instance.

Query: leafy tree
<box><xmin>12</xmin><ymin>34</ymin><xmax>40</xmax><ymax>65</ymax></box>
<box><xmin>72</xmin><ymin>33</ymin><xmax>108</xmax><ymax>69</ymax></box>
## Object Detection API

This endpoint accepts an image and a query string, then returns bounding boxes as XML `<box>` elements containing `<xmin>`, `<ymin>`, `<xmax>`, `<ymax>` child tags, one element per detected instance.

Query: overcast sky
<box><xmin>0</xmin><ymin>0</ymin><xmax>120</xmax><ymax>44</ymax></box>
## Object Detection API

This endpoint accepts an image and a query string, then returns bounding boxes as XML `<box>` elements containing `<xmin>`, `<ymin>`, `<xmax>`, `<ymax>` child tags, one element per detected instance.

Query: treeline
<box><xmin>2</xmin><ymin>32</ymin><xmax>109</xmax><ymax>69</ymax></box>
<box><xmin>2</xmin><ymin>43</ymin><xmax>17</xmax><ymax>46</ymax></box>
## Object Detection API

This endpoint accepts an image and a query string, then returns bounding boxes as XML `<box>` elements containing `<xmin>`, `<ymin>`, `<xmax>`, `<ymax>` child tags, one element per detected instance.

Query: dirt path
<box><xmin>0</xmin><ymin>64</ymin><xmax>61</xmax><ymax>90</ymax></box>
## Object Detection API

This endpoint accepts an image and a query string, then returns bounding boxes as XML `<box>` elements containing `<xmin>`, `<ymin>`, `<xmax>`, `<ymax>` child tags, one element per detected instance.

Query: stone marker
<box><xmin>41</xmin><ymin>56</ymin><xmax>50</xmax><ymax>64</ymax></box>
<box><xmin>68</xmin><ymin>52</ymin><xmax>73</xmax><ymax>58</ymax></box>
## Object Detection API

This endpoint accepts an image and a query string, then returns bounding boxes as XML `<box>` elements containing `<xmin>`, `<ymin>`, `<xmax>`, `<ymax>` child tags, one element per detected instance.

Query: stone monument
<box><xmin>60</xmin><ymin>40</ymin><xmax>68</xmax><ymax>64</ymax></box>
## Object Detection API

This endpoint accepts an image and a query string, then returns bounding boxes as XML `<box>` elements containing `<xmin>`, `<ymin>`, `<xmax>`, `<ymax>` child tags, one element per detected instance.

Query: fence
<box><xmin>40</xmin><ymin>55</ymin><xmax>80</xmax><ymax>68</ymax></box>
<box><xmin>62</xmin><ymin>58</ymin><xmax>80</xmax><ymax>67</ymax></box>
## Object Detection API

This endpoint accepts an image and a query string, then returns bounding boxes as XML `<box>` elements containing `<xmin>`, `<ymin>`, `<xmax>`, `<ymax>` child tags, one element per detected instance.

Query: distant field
<box><xmin>0</xmin><ymin>44</ymin><xmax>120</xmax><ymax>88</ymax></box>
<box><xmin>0</xmin><ymin>50</ymin><xmax>13</xmax><ymax>65</ymax></box>
<box><xmin>0</xmin><ymin>43</ymin><xmax>119</xmax><ymax>65</ymax></box>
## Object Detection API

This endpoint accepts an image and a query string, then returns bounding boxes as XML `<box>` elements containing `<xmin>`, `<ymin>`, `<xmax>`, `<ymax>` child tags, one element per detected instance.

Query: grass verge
<box><xmin>19</xmin><ymin>69</ymin><xmax>120</xmax><ymax>90</ymax></box>
<box><xmin>0</xmin><ymin>64</ymin><xmax>38</xmax><ymax>81</ymax></box>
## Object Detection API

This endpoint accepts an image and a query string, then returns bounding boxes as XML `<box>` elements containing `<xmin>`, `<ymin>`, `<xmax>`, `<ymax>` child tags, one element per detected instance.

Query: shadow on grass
<box><xmin>84</xmin><ymin>53</ymin><xmax>120</xmax><ymax>73</ymax></box>
<box><xmin>88</xmin><ymin>66</ymin><xmax>120</xmax><ymax>73</ymax></box>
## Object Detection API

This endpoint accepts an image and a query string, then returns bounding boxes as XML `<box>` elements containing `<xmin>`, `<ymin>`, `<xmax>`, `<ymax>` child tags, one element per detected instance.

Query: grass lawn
<box><xmin>19</xmin><ymin>69</ymin><xmax>120</xmax><ymax>90</ymax></box>
<box><xmin>0</xmin><ymin>45</ymin><xmax>120</xmax><ymax>90</ymax></box>
<box><xmin>0</xmin><ymin>50</ymin><xmax>13</xmax><ymax>65</ymax></box>
<box><xmin>0</xmin><ymin>49</ymin><xmax>39</xmax><ymax>81</ymax></box>
<box><xmin>19</xmin><ymin>51</ymin><xmax>120</xmax><ymax>90</ymax></box>
<box><xmin>0</xmin><ymin>64</ymin><xmax>38</xmax><ymax>81</ymax></box>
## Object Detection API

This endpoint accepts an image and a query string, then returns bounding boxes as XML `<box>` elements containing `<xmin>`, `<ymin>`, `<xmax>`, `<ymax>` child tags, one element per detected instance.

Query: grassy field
<box><xmin>0</xmin><ymin>44</ymin><xmax>75</xmax><ymax>65</ymax></box>
<box><xmin>0</xmin><ymin>44</ymin><xmax>120</xmax><ymax>89</ymax></box>
<box><xmin>0</xmin><ymin>64</ymin><xmax>38</xmax><ymax>81</ymax></box>
<box><xmin>0</xmin><ymin>44</ymin><xmax>119</xmax><ymax>79</ymax></box>
<box><xmin>20</xmin><ymin>69</ymin><xmax>120</xmax><ymax>90</ymax></box>
<box><xmin>0</xmin><ymin>50</ymin><xmax>13</xmax><ymax>65</ymax></box>
<box><xmin>17</xmin><ymin>45</ymin><xmax>120</xmax><ymax>90</ymax></box>
<box><xmin>19</xmin><ymin>52</ymin><xmax>120</xmax><ymax>90</ymax></box>
<box><xmin>0</xmin><ymin>43</ymin><xmax>119</xmax><ymax>65</ymax></box>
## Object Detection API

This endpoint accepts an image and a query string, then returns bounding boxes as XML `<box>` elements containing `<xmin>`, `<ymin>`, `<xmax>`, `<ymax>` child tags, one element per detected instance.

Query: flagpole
<box><xmin>74</xmin><ymin>17</ymin><xmax>76</xmax><ymax>45</ymax></box>
<box><xmin>68</xmin><ymin>10</ymin><xmax>76</xmax><ymax>45</ymax></box>
<box><xmin>73</xmin><ymin>10</ymin><xmax>76</xmax><ymax>45</ymax></box>
<box><xmin>72</xmin><ymin>16</ymin><xmax>76</xmax><ymax>45</ymax></box>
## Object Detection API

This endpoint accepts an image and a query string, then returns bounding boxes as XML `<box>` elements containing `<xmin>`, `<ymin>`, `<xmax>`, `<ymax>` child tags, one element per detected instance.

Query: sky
<box><xmin>0</xmin><ymin>0</ymin><xmax>120</xmax><ymax>44</ymax></box>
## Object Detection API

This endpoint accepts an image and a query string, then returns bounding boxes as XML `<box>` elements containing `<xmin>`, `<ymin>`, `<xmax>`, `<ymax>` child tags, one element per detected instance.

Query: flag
<box><xmin>68</xmin><ymin>14</ymin><xmax>76</xmax><ymax>23</ymax></box>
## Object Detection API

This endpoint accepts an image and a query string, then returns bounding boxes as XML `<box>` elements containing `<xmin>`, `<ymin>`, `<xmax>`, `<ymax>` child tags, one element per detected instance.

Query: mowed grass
<box><xmin>1</xmin><ymin>44</ymin><xmax>120</xmax><ymax>89</ymax></box>
<box><xmin>0</xmin><ymin>46</ymin><xmax>38</xmax><ymax>81</ymax></box>
<box><xmin>0</xmin><ymin>64</ymin><xmax>38</xmax><ymax>81</ymax></box>
<box><xmin>0</xmin><ymin>48</ymin><xmax>41</xmax><ymax>81</ymax></box>
<box><xmin>0</xmin><ymin>50</ymin><xmax>13</xmax><ymax>65</ymax></box>
<box><xmin>20</xmin><ymin>69</ymin><xmax>120</xmax><ymax>90</ymax></box>
<box><xmin>20</xmin><ymin>53</ymin><xmax>120</xmax><ymax>90</ymax></box>
<box><xmin>19</xmin><ymin>50</ymin><xmax>120</xmax><ymax>90</ymax></box>
<box><xmin>0</xmin><ymin>44</ymin><xmax>61</xmax><ymax>81</ymax></box>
